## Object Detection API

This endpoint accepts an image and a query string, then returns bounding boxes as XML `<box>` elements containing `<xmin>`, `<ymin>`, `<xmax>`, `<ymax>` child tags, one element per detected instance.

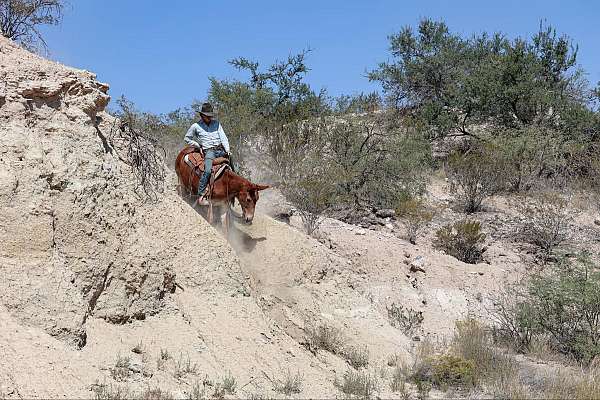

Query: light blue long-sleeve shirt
<box><xmin>184</xmin><ymin>120</ymin><xmax>230</xmax><ymax>153</ymax></box>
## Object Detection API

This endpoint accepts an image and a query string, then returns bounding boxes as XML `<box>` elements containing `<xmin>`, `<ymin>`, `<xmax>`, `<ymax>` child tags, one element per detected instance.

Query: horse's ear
<box><xmin>252</xmin><ymin>184</ymin><xmax>270</xmax><ymax>191</ymax></box>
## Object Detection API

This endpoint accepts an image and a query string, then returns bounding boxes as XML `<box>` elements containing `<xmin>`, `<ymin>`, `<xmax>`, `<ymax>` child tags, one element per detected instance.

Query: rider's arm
<box><xmin>218</xmin><ymin>123</ymin><xmax>231</xmax><ymax>154</ymax></box>
<box><xmin>184</xmin><ymin>123</ymin><xmax>201</xmax><ymax>148</ymax></box>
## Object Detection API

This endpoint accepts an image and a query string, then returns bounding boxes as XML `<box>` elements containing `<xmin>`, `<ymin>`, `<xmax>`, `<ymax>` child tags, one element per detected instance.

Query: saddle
<box><xmin>180</xmin><ymin>145</ymin><xmax>231</xmax><ymax>198</ymax></box>
<box><xmin>183</xmin><ymin>146</ymin><xmax>231</xmax><ymax>181</ymax></box>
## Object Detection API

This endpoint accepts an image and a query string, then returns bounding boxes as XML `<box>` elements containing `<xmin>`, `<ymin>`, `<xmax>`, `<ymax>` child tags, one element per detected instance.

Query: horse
<box><xmin>174</xmin><ymin>146</ymin><xmax>269</xmax><ymax>229</ymax></box>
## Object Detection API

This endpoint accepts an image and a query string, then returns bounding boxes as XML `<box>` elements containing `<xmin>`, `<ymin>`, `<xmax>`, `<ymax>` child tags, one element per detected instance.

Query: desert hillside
<box><xmin>2</xmin><ymin>30</ymin><xmax>600</xmax><ymax>400</ymax></box>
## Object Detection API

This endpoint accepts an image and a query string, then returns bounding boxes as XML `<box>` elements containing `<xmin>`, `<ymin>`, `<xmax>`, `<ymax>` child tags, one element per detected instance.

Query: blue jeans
<box><xmin>198</xmin><ymin>148</ymin><xmax>227</xmax><ymax>195</ymax></box>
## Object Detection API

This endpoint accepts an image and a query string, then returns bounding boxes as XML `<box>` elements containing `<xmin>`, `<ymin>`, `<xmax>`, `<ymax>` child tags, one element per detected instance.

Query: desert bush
<box><xmin>527</xmin><ymin>253</ymin><xmax>600</xmax><ymax>363</ymax></box>
<box><xmin>541</xmin><ymin>367</ymin><xmax>600</xmax><ymax>400</ymax></box>
<box><xmin>452</xmin><ymin>318</ymin><xmax>518</xmax><ymax>387</ymax></box>
<box><xmin>446</xmin><ymin>146</ymin><xmax>506</xmax><ymax>213</ymax></box>
<box><xmin>389</xmin><ymin>366</ymin><xmax>410</xmax><ymax>398</ymax></box>
<box><xmin>156</xmin><ymin>348</ymin><xmax>171</xmax><ymax>370</ymax></box>
<box><xmin>275</xmin><ymin>370</ymin><xmax>303</xmax><ymax>395</ymax></box>
<box><xmin>395</xmin><ymin>197</ymin><xmax>435</xmax><ymax>244</ymax></box>
<box><xmin>490</xmin><ymin>286</ymin><xmax>538</xmax><ymax>353</ymax></box>
<box><xmin>174</xmin><ymin>354</ymin><xmax>198</xmax><ymax>379</ymax></box>
<box><xmin>386</xmin><ymin>303</ymin><xmax>424</xmax><ymax>335</ymax></box>
<box><xmin>517</xmin><ymin>192</ymin><xmax>573</xmax><ymax>257</ymax></box>
<box><xmin>111</xmin><ymin>97</ymin><xmax>167</xmax><ymax>202</ymax></box>
<box><xmin>220</xmin><ymin>371</ymin><xmax>237</xmax><ymax>395</ymax></box>
<box><xmin>370</xmin><ymin>19</ymin><xmax>586</xmax><ymax>142</ymax></box>
<box><xmin>434</xmin><ymin>219</ymin><xmax>486</xmax><ymax>264</ymax></box>
<box><xmin>492</xmin><ymin>254</ymin><xmax>600</xmax><ymax>364</ymax></box>
<box><xmin>493</xmin><ymin>128</ymin><xmax>572</xmax><ymax>192</ymax></box>
<box><xmin>186</xmin><ymin>381</ymin><xmax>206</xmax><ymax>400</ymax></box>
<box><xmin>334</xmin><ymin>369</ymin><xmax>378</xmax><ymax>399</ymax></box>
<box><xmin>110</xmin><ymin>355</ymin><xmax>131</xmax><ymax>382</ymax></box>
<box><xmin>431</xmin><ymin>355</ymin><xmax>475</xmax><ymax>389</ymax></box>
<box><xmin>304</xmin><ymin>323</ymin><xmax>345</xmax><ymax>354</ymax></box>
<box><xmin>92</xmin><ymin>382</ymin><xmax>133</xmax><ymax>400</ymax></box>
<box><xmin>342</xmin><ymin>345</ymin><xmax>370</xmax><ymax>369</ymax></box>
<box><xmin>139</xmin><ymin>387</ymin><xmax>174</xmax><ymax>400</ymax></box>
<box><xmin>0</xmin><ymin>0</ymin><xmax>65</xmax><ymax>51</ymax></box>
<box><xmin>281</xmin><ymin>173</ymin><xmax>337</xmax><ymax>236</ymax></box>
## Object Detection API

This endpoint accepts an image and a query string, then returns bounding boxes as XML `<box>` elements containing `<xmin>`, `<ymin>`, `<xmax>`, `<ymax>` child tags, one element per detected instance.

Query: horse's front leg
<box><xmin>224</xmin><ymin>206</ymin><xmax>230</xmax><ymax>238</ymax></box>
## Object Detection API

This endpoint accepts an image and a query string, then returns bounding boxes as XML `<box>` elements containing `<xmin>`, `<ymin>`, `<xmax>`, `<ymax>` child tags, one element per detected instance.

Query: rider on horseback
<box><xmin>184</xmin><ymin>102</ymin><xmax>231</xmax><ymax>205</ymax></box>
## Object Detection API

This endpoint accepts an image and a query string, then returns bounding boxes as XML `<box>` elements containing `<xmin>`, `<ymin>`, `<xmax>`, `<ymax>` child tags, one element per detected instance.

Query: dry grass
<box><xmin>174</xmin><ymin>353</ymin><xmax>198</xmax><ymax>379</ymax></box>
<box><xmin>539</xmin><ymin>367</ymin><xmax>600</xmax><ymax>399</ymax></box>
<box><xmin>157</xmin><ymin>348</ymin><xmax>171</xmax><ymax>371</ymax></box>
<box><xmin>275</xmin><ymin>370</ymin><xmax>303</xmax><ymax>395</ymax></box>
<box><xmin>220</xmin><ymin>371</ymin><xmax>237</xmax><ymax>395</ymax></box>
<box><xmin>304</xmin><ymin>323</ymin><xmax>345</xmax><ymax>354</ymax></box>
<box><xmin>110</xmin><ymin>355</ymin><xmax>131</xmax><ymax>382</ymax></box>
<box><xmin>92</xmin><ymin>383</ymin><xmax>173</xmax><ymax>400</ymax></box>
<box><xmin>343</xmin><ymin>344</ymin><xmax>370</xmax><ymax>369</ymax></box>
<box><xmin>334</xmin><ymin>369</ymin><xmax>378</xmax><ymax>399</ymax></box>
<box><xmin>452</xmin><ymin>318</ymin><xmax>518</xmax><ymax>386</ymax></box>
<box><xmin>186</xmin><ymin>381</ymin><xmax>206</xmax><ymax>400</ymax></box>
<box><xmin>139</xmin><ymin>387</ymin><xmax>174</xmax><ymax>400</ymax></box>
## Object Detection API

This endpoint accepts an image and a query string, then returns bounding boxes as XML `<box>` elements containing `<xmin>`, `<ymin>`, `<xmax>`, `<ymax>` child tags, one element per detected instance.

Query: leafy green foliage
<box><xmin>434</xmin><ymin>220</ymin><xmax>486</xmax><ymax>264</ymax></box>
<box><xmin>369</xmin><ymin>19</ymin><xmax>588</xmax><ymax>140</ymax></box>
<box><xmin>431</xmin><ymin>355</ymin><xmax>475</xmax><ymax>388</ymax></box>
<box><xmin>528</xmin><ymin>254</ymin><xmax>600</xmax><ymax>363</ymax></box>
<box><xmin>493</xmin><ymin>254</ymin><xmax>600</xmax><ymax>364</ymax></box>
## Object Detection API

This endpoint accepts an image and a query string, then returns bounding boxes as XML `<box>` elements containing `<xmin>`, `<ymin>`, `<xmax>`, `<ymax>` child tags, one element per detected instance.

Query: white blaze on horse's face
<box><xmin>238</xmin><ymin>189</ymin><xmax>258</xmax><ymax>224</ymax></box>
<box><xmin>237</xmin><ymin>184</ymin><xmax>270</xmax><ymax>224</ymax></box>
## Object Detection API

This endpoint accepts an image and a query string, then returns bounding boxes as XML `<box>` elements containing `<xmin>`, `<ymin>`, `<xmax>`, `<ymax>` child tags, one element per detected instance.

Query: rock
<box><xmin>595</xmin><ymin>218</ymin><xmax>600</xmax><ymax>226</ymax></box>
<box><xmin>128</xmin><ymin>360</ymin><xmax>143</xmax><ymax>374</ymax></box>
<box><xmin>376</xmin><ymin>209</ymin><xmax>396</xmax><ymax>219</ymax></box>
<box><xmin>409</xmin><ymin>256</ymin><xmax>426</xmax><ymax>273</ymax></box>
<box><xmin>355</xmin><ymin>229</ymin><xmax>366</xmax><ymax>235</ymax></box>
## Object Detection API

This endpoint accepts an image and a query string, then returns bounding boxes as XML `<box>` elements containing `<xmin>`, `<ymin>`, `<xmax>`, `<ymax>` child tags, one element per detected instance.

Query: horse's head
<box><xmin>236</xmin><ymin>184</ymin><xmax>270</xmax><ymax>224</ymax></box>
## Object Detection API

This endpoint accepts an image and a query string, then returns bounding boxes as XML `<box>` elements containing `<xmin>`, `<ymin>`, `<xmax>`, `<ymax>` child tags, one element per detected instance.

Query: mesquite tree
<box><xmin>0</xmin><ymin>0</ymin><xmax>64</xmax><ymax>51</ymax></box>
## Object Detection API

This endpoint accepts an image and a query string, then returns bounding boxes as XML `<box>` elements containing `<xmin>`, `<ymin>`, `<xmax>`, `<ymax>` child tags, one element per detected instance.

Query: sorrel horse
<box><xmin>175</xmin><ymin>146</ymin><xmax>269</xmax><ymax>227</ymax></box>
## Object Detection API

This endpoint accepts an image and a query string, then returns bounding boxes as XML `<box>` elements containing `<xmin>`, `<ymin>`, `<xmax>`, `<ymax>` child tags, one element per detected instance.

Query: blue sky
<box><xmin>40</xmin><ymin>0</ymin><xmax>599</xmax><ymax>114</ymax></box>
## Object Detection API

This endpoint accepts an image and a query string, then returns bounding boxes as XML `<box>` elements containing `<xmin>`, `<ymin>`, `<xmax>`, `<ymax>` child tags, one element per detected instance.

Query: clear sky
<box><xmin>39</xmin><ymin>0</ymin><xmax>599</xmax><ymax>114</ymax></box>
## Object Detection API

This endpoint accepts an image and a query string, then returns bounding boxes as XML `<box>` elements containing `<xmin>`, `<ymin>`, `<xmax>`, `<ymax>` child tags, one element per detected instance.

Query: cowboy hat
<box><xmin>199</xmin><ymin>102</ymin><xmax>216</xmax><ymax>117</ymax></box>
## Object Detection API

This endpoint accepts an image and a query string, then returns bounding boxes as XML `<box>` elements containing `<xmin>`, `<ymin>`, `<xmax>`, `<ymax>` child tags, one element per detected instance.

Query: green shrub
<box><xmin>431</xmin><ymin>355</ymin><xmax>475</xmax><ymax>388</ymax></box>
<box><xmin>527</xmin><ymin>253</ymin><xmax>600</xmax><ymax>363</ymax></box>
<box><xmin>434</xmin><ymin>220</ymin><xmax>486</xmax><ymax>264</ymax></box>
<box><xmin>386</xmin><ymin>303</ymin><xmax>424</xmax><ymax>335</ymax></box>
<box><xmin>492</xmin><ymin>253</ymin><xmax>600</xmax><ymax>366</ymax></box>
<box><xmin>490</xmin><ymin>287</ymin><xmax>538</xmax><ymax>353</ymax></box>
<box><xmin>452</xmin><ymin>318</ymin><xmax>518</xmax><ymax>386</ymax></box>
<box><xmin>396</xmin><ymin>197</ymin><xmax>435</xmax><ymax>244</ymax></box>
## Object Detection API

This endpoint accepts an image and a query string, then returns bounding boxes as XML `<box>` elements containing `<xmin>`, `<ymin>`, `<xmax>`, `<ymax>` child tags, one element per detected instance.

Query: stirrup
<box><xmin>196</xmin><ymin>191</ymin><xmax>209</xmax><ymax>206</ymax></box>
